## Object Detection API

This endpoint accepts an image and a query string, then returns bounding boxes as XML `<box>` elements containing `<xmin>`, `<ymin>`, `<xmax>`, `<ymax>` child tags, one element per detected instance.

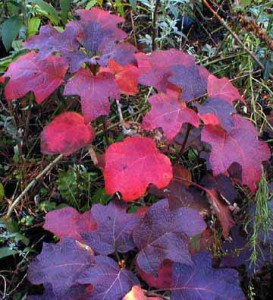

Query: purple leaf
<box><xmin>133</xmin><ymin>199</ymin><xmax>206</xmax><ymax>275</ymax></box>
<box><xmin>197</xmin><ymin>98</ymin><xmax>236</xmax><ymax>131</ymax></box>
<box><xmin>27</xmin><ymin>238</ymin><xmax>95</xmax><ymax>297</ymax></box>
<box><xmin>82</xmin><ymin>200</ymin><xmax>140</xmax><ymax>255</ymax></box>
<box><xmin>98</xmin><ymin>42</ymin><xmax>137</xmax><ymax>66</ymax></box>
<box><xmin>78</xmin><ymin>255</ymin><xmax>139</xmax><ymax>300</ymax></box>
<box><xmin>169</xmin><ymin>65</ymin><xmax>208</xmax><ymax>101</ymax></box>
<box><xmin>24</xmin><ymin>25</ymin><xmax>88</xmax><ymax>73</ymax></box>
<box><xmin>171</xmin><ymin>252</ymin><xmax>245</xmax><ymax>300</ymax></box>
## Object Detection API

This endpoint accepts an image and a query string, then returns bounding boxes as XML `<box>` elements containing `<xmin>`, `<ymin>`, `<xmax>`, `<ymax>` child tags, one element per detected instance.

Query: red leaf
<box><xmin>138</xmin><ymin>260</ymin><xmax>173</xmax><ymax>289</ymax></box>
<box><xmin>41</xmin><ymin>112</ymin><xmax>94</xmax><ymax>155</ymax></box>
<box><xmin>64</xmin><ymin>68</ymin><xmax>120</xmax><ymax>123</ymax></box>
<box><xmin>104</xmin><ymin>136</ymin><xmax>173</xmax><ymax>201</ymax></box>
<box><xmin>142</xmin><ymin>90</ymin><xmax>200</xmax><ymax>140</ymax></box>
<box><xmin>43</xmin><ymin>207</ymin><xmax>97</xmax><ymax>242</ymax></box>
<box><xmin>123</xmin><ymin>286</ymin><xmax>162</xmax><ymax>300</ymax></box>
<box><xmin>100</xmin><ymin>59</ymin><xmax>139</xmax><ymax>95</ymax></box>
<box><xmin>201</xmin><ymin>115</ymin><xmax>271</xmax><ymax>191</ymax></box>
<box><xmin>2</xmin><ymin>52</ymin><xmax>68</xmax><ymax>104</ymax></box>
<box><xmin>133</xmin><ymin>199</ymin><xmax>206</xmax><ymax>275</ymax></box>
<box><xmin>71</xmin><ymin>8</ymin><xmax>126</xmax><ymax>52</ymax></box>
<box><xmin>136</xmin><ymin>49</ymin><xmax>195</xmax><ymax>92</ymax></box>
<box><xmin>207</xmin><ymin>74</ymin><xmax>244</xmax><ymax>104</ymax></box>
<box><xmin>24</xmin><ymin>24</ymin><xmax>87</xmax><ymax>73</ymax></box>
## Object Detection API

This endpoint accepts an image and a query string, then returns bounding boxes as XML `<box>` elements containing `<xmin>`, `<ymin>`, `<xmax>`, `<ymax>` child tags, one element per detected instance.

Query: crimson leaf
<box><xmin>2</xmin><ymin>51</ymin><xmax>68</xmax><ymax>104</ymax></box>
<box><xmin>82</xmin><ymin>200</ymin><xmax>140</xmax><ymax>254</ymax></box>
<box><xmin>142</xmin><ymin>90</ymin><xmax>200</xmax><ymax>140</ymax></box>
<box><xmin>133</xmin><ymin>199</ymin><xmax>206</xmax><ymax>275</ymax></box>
<box><xmin>104</xmin><ymin>136</ymin><xmax>173</xmax><ymax>201</ymax></box>
<box><xmin>27</xmin><ymin>238</ymin><xmax>95</xmax><ymax>298</ymax></box>
<box><xmin>171</xmin><ymin>252</ymin><xmax>245</xmax><ymax>299</ymax></box>
<box><xmin>63</xmin><ymin>68</ymin><xmax>120</xmax><ymax>123</ymax></box>
<box><xmin>43</xmin><ymin>206</ymin><xmax>97</xmax><ymax>242</ymax></box>
<box><xmin>201</xmin><ymin>115</ymin><xmax>271</xmax><ymax>191</ymax></box>
<box><xmin>207</xmin><ymin>74</ymin><xmax>244</xmax><ymax>104</ymax></box>
<box><xmin>41</xmin><ymin>112</ymin><xmax>95</xmax><ymax>155</ymax></box>
<box><xmin>123</xmin><ymin>286</ymin><xmax>162</xmax><ymax>300</ymax></box>
<box><xmin>78</xmin><ymin>255</ymin><xmax>139</xmax><ymax>300</ymax></box>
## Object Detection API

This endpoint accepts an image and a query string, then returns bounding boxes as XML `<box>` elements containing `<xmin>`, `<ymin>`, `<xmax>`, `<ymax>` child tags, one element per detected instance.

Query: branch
<box><xmin>6</xmin><ymin>154</ymin><xmax>63</xmax><ymax>218</ymax></box>
<box><xmin>202</xmin><ymin>0</ymin><xmax>265</xmax><ymax>71</ymax></box>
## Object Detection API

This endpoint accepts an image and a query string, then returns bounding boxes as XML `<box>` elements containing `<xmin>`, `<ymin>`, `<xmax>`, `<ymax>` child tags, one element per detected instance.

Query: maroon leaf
<box><xmin>44</xmin><ymin>206</ymin><xmax>97</xmax><ymax>242</ymax></box>
<box><xmin>201</xmin><ymin>174</ymin><xmax>237</xmax><ymax>205</ymax></box>
<box><xmin>133</xmin><ymin>199</ymin><xmax>206</xmax><ymax>275</ymax></box>
<box><xmin>171</xmin><ymin>252</ymin><xmax>245</xmax><ymax>300</ymax></box>
<box><xmin>23</xmin><ymin>24</ymin><xmax>87</xmax><ymax>73</ymax></box>
<box><xmin>150</xmin><ymin>166</ymin><xmax>209</xmax><ymax>213</ymax></box>
<box><xmin>205</xmin><ymin>188</ymin><xmax>235</xmax><ymax>238</ymax></box>
<box><xmin>82</xmin><ymin>200</ymin><xmax>140</xmax><ymax>254</ymax></box>
<box><xmin>138</xmin><ymin>260</ymin><xmax>173</xmax><ymax>289</ymax></box>
<box><xmin>201</xmin><ymin>115</ymin><xmax>271</xmax><ymax>191</ymax></box>
<box><xmin>78</xmin><ymin>255</ymin><xmax>139</xmax><ymax>300</ymax></box>
<box><xmin>168</xmin><ymin>65</ymin><xmax>208</xmax><ymax>101</ymax></box>
<box><xmin>2</xmin><ymin>52</ymin><xmax>68</xmax><ymax>104</ymax></box>
<box><xmin>64</xmin><ymin>68</ymin><xmax>120</xmax><ymax>123</ymax></box>
<box><xmin>70</xmin><ymin>8</ymin><xmax>126</xmax><ymax>52</ymax></box>
<box><xmin>27</xmin><ymin>238</ymin><xmax>95</xmax><ymax>298</ymax></box>
<box><xmin>142</xmin><ymin>90</ymin><xmax>200</xmax><ymax>140</ymax></box>
<box><xmin>104</xmin><ymin>136</ymin><xmax>173</xmax><ymax>201</ymax></box>
<box><xmin>197</xmin><ymin>97</ymin><xmax>236</xmax><ymax>131</ymax></box>
<box><xmin>207</xmin><ymin>74</ymin><xmax>244</xmax><ymax>104</ymax></box>
<box><xmin>41</xmin><ymin>112</ymin><xmax>95</xmax><ymax>155</ymax></box>
<box><xmin>136</xmin><ymin>49</ymin><xmax>195</xmax><ymax>92</ymax></box>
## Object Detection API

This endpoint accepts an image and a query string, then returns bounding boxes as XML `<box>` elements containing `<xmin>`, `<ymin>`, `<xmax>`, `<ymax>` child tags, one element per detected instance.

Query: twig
<box><xmin>152</xmin><ymin>0</ymin><xmax>160</xmax><ymax>51</ymax></box>
<box><xmin>6</xmin><ymin>154</ymin><xmax>63</xmax><ymax>218</ymax></box>
<box><xmin>202</xmin><ymin>0</ymin><xmax>266</xmax><ymax>71</ymax></box>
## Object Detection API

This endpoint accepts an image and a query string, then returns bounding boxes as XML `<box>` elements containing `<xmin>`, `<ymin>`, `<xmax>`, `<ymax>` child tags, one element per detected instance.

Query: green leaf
<box><xmin>28</xmin><ymin>17</ymin><xmax>41</xmax><ymax>37</ymax></box>
<box><xmin>0</xmin><ymin>182</ymin><xmax>4</xmax><ymax>203</ymax></box>
<box><xmin>60</xmin><ymin>0</ymin><xmax>71</xmax><ymax>24</ymax></box>
<box><xmin>30</xmin><ymin>0</ymin><xmax>60</xmax><ymax>25</ymax></box>
<box><xmin>129</xmin><ymin>0</ymin><xmax>137</xmax><ymax>11</ymax></box>
<box><xmin>85</xmin><ymin>0</ymin><xmax>97</xmax><ymax>10</ymax></box>
<box><xmin>0</xmin><ymin>247</ymin><xmax>17</xmax><ymax>259</ymax></box>
<box><xmin>1</xmin><ymin>16</ymin><xmax>23</xmax><ymax>51</ymax></box>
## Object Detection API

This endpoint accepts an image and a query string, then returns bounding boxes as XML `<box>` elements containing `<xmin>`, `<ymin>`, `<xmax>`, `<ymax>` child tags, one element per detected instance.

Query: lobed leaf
<box><xmin>142</xmin><ymin>90</ymin><xmax>200</xmax><ymax>140</ymax></box>
<box><xmin>201</xmin><ymin>115</ymin><xmax>271</xmax><ymax>191</ymax></box>
<box><xmin>133</xmin><ymin>199</ymin><xmax>206</xmax><ymax>275</ymax></box>
<box><xmin>171</xmin><ymin>252</ymin><xmax>245</xmax><ymax>299</ymax></box>
<box><xmin>82</xmin><ymin>200</ymin><xmax>140</xmax><ymax>255</ymax></box>
<box><xmin>43</xmin><ymin>206</ymin><xmax>97</xmax><ymax>242</ymax></box>
<box><xmin>78</xmin><ymin>255</ymin><xmax>139</xmax><ymax>300</ymax></box>
<box><xmin>64</xmin><ymin>68</ymin><xmax>120</xmax><ymax>123</ymax></box>
<box><xmin>27</xmin><ymin>238</ymin><xmax>95</xmax><ymax>298</ymax></box>
<box><xmin>2</xmin><ymin>52</ymin><xmax>68</xmax><ymax>104</ymax></box>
